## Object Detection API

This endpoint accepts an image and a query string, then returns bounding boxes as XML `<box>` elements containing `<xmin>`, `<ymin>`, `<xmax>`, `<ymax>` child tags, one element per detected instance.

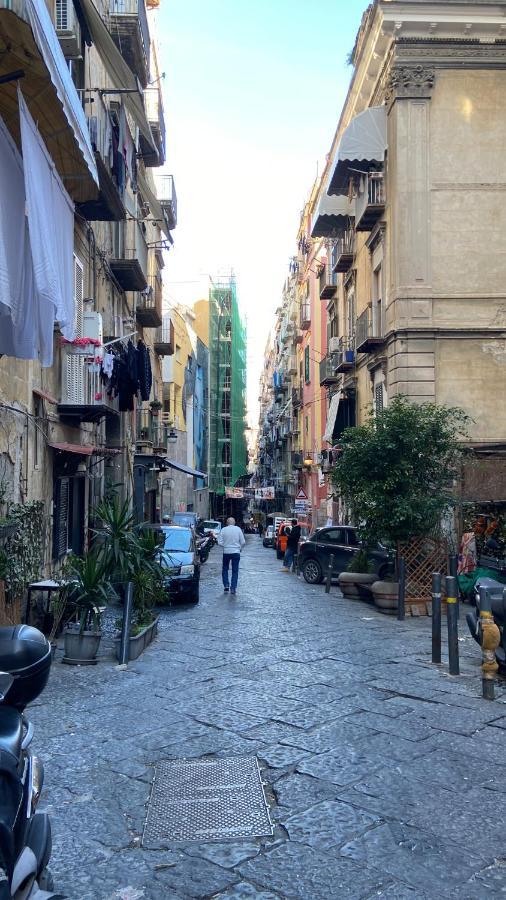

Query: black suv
<box><xmin>298</xmin><ymin>526</ymin><xmax>393</xmax><ymax>585</ymax></box>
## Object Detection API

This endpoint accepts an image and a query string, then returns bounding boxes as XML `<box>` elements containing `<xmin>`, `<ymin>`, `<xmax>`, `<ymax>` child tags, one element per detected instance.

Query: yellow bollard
<box><xmin>480</xmin><ymin>610</ymin><xmax>500</xmax><ymax>700</ymax></box>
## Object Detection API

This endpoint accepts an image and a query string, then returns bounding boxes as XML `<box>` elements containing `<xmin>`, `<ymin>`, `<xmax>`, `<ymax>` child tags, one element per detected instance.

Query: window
<box><xmin>304</xmin><ymin>346</ymin><xmax>310</xmax><ymax>384</ymax></box>
<box><xmin>175</xmin><ymin>344</ymin><xmax>181</xmax><ymax>362</ymax></box>
<box><xmin>347</xmin><ymin>529</ymin><xmax>360</xmax><ymax>547</ymax></box>
<box><xmin>53</xmin><ymin>475</ymin><xmax>85</xmax><ymax>560</ymax></box>
<box><xmin>53</xmin><ymin>477</ymin><xmax>70</xmax><ymax>560</ymax></box>
<box><xmin>375</xmin><ymin>384</ymin><xmax>384</xmax><ymax>415</ymax></box>
<box><xmin>372</xmin><ymin>264</ymin><xmax>383</xmax><ymax>336</ymax></box>
<box><xmin>305</xmin><ymin>415</ymin><xmax>309</xmax><ymax>435</ymax></box>
<box><xmin>319</xmin><ymin>528</ymin><xmax>347</xmax><ymax>545</ymax></box>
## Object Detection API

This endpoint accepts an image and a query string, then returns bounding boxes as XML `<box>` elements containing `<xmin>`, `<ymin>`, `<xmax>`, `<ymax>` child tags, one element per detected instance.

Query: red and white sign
<box><xmin>295</xmin><ymin>488</ymin><xmax>308</xmax><ymax>501</ymax></box>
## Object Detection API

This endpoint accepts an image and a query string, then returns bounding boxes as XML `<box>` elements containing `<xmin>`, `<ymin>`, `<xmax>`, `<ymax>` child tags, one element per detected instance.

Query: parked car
<box><xmin>156</xmin><ymin>525</ymin><xmax>201</xmax><ymax>603</ymax></box>
<box><xmin>263</xmin><ymin>525</ymin><xmax>275</xmax><ymax>548</ymax></box>
<box><xmin>298</xmin><ymin>526</ymin><xmax>394</xmax><ymax>585</ymax></box>
<box><xmin>172</xmin><ymin>512</ymin><xmax>198</xmax><ymax>530</ymax></box>
<box><xmin>200</xmin><ymin>519</ymin><xmax>222</xmax><ymax>539</ymax></box>
<box><xmin>275</xmin><ymin>521</ymin><xmax>310</xmax><ymax>560</ymax></box>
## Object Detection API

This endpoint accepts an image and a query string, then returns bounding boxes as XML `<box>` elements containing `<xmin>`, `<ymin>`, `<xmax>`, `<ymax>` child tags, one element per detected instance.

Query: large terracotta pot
<box><xmin>372</xmin><ymin>580</ymin><xmax>399</xmax><ymax>614</ymax></box>
<box><xmin>338</xmin><ymin>572</ymin><xmax>376</xmax><ymax>601</ymax></box>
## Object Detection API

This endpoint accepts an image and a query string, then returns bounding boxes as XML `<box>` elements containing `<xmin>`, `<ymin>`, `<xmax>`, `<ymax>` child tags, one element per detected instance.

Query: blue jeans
<box><xmin>222</xmin><ymin>553</ymin><xmax>240</xmax><ymax>591</ymax></box>
<box><xmin>283</xmin><ymin>547</ymin><xmax>296</xmax><ymax>570</ymax></box>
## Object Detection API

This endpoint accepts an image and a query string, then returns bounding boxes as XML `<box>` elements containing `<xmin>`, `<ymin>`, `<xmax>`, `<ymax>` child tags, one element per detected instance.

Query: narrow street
<box><xmin>33</xmin><ymin>537</ymin><xmax>506</xmax><ymax>900</ymax></box>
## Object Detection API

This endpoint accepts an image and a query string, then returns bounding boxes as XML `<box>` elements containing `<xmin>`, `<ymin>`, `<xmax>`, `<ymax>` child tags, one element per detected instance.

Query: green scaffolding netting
<box><xmin>209</xmin><ymin>277</ymin><xmax>248</xmax><ymax>495</ymax></box>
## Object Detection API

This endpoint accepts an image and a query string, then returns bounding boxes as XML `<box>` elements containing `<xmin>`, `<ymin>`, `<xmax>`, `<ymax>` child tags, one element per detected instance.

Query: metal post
<box><xmin>325</xmin><ymin>554</ymin><xmax>335</xmax><ymax>594</ymax></box>
<box><xmin>446</xmin><ymin>575</ymin><xmax>460</xmax><ymax>675</ymax></box>
<box><xmin>397</xmin><ymin>557</ymin><xmax>406</xmax><ymax>621</ymax></box>
<box><xmin>479</xmin><ymin>585</ymin><xmax>500</xmax><ymax>700</ymax></box>
<box><xmin>431</xmin><ymin>572</ymin><xmax>442</xmax><ymax>664</ymax></box>
<box><xmin>118</xmin><ymin>582</ymin><xmax>134</xmax><ymax>666</ymax></box>
<box><xmin>448</xmin><ymin>553</ymin><xmax>459</xmax><ymax>619</ymax></box>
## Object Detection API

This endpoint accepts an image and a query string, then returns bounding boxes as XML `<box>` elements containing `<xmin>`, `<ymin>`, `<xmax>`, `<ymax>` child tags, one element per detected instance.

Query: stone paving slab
<box><xmin>31</xmin><ymin>536</ymin><xmax>506</xmax><ymax>898</ymax></box>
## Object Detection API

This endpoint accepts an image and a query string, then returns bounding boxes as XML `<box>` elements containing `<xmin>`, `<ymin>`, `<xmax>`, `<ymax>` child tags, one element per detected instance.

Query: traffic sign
<box><xmin>295</xmin><ymin>488</ymin><xmax>308</xmax><ymax>501</ymax></box>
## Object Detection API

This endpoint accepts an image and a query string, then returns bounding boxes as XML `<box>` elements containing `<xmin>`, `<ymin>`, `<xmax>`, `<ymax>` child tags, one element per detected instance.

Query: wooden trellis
<box><xmin>398</xmin><ymin>535</ymin><xmax>448</xmax><ymax>616</ymax></box>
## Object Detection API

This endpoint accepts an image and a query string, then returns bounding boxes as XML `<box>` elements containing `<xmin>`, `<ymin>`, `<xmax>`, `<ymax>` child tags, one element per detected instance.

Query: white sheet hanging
<box><xmin>19</xmin><ymin>89</ymin><xmax>75</xmax><ymax>359</ymax></box>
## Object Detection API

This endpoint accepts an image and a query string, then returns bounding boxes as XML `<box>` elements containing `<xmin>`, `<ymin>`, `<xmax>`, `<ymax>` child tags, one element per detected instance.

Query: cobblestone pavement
<box><xmin>31</xmin><ymin>536</ymin><xmax>506</xmax><ymax>899</ymax></box>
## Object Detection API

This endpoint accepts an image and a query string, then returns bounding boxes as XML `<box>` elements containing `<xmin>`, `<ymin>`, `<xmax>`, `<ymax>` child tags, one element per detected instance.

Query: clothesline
<box><xmin>103</xmin><ymin>331</ymin><xmax>137</xmax><ymax>349</ymax></box>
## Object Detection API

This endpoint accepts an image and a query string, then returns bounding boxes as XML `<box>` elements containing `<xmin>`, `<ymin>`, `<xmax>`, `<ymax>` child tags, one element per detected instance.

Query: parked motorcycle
<box><xmin>0</xmin><ymin>624</ymin><xmax>61</xmax><ymax>899</ymax></box>
<box><xmin>466</xmin><ymin>575</ymin><xmax>506</xmax><ymax>672</ymax></box>
<box><xmin>196</xmin><ymin>533</ymin><xmax>216</xmax><ymax>564</ymax></box>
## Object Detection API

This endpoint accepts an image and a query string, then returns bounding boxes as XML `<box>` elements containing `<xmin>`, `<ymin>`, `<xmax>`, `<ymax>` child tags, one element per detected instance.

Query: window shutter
<box><xmin>375</xmin><ymin>384</ymin><xmax>384</xmax><ymax>414</ymax></box>
<box><xmin>53</xmin><ymin>477</ymin><xmax>70</xmax><ymax>560</ymax></box>
<box><xmin>304</xmin><ymin>346</ymin><xmax>310</xmax><ymax>384</ymax></box>
<box><xmin>74</xmin><ymin>255</ymin><xmax>84</xmax><ymax>338</ymax></box>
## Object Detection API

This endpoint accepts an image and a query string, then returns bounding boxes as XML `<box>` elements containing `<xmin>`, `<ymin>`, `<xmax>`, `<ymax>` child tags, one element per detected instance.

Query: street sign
<box><xmin>295</xmin><ymin>488</ymin><xmax>308</xmax><ymax>501</ymax></box>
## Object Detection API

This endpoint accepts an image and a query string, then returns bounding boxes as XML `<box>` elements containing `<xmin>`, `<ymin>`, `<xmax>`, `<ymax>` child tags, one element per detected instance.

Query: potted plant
<box><xmin>92</xmin><ymin>497</ymin><xmax>138</xmax><ymax>597</ymax></box>
<box><xmin>114</xmin><ymin>528</ymin><xmax>165</xmax><ymax>660</ymax></box>
<box><xmin>149</xmin><ymin>399</ymin><xmax>162</xmax><ymax>417</ymax></box>
<box><xmin>338</xmin><ymin>550</ymin><xmax>376</xmax><ymax>601</ymax></box>
<box><xmin>61</xmin><ymin>553</ymin><xmax>111</xmax><ymax>665</ymax></box>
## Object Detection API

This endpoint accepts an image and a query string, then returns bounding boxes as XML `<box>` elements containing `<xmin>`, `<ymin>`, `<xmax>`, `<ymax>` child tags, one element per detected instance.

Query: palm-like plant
<box><xmin>93</xmin><ymin>497</ymin><xmax>137</xmax><ymax>582</ymax></box>
<box><xmin>64</xmin><ymin>552</ymin><xmax>112</xmax><ymax>634</ymax></box>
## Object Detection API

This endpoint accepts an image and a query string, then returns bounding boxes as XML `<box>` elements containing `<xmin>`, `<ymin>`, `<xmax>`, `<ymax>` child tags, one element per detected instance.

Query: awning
<box><xmin>137</xmin><ymin>169</ymin><xmax>169</xmax><ymax>238</ymax></box>
<box><xmin>48</xmin><ymin>441</ymin><xmax>93</xmax><ymax>455</ymax></box>
<box><xmin>77</xmin><ymin>0</ymin><xmax>157</xmax><ymax>157</ymax></box>
<box><xmin>166</xmin><ymin>459</ymin><xmax>207</xmax><ymax>479</ymax></box>
<box><xmin>327</xmin><ymin>106</ymin><xmax>387</xmax><ymax>196</ymax></box>
<box><xmin>311</xmin><ymin>193</ymin><xmax>354</xmax><ymax>238</ymax></box>
<box><xmin>0</xmin><ymin>0</ymin><xmax>98</xmax><ymax>202</ymax></box>
<box><xmin>323</xmin><ymin>393</ymin><xmax>341</xmax><ymax>444</ymax></box>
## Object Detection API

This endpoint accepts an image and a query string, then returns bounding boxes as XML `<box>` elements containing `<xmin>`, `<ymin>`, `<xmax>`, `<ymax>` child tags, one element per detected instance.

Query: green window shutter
<box><xmin>304</xmin><ymin>346</ymin><xmax>310</xmax><ymax>384</ymax></box>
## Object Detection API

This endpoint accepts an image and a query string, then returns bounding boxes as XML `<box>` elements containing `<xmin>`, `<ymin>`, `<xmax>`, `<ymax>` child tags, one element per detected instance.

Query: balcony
<box><xmin>335</xmin><ymin>338</ymin><xmax>356</xmax><ymax>373</ymax></box>
<box><xmin>137</xmin><ymin>274</ymin><xmax>163</xmax><ymax>327</ymax></box>
<box><xmin>355</xmin><ymin>172</ymin><xmax>385</xmax><ymax>232</ymax></box>
<box><xmin>319</xmin><ymin>262</ymin><xmax>338</xmax><ymax>300</ymax></box>
<box><xmin>319</xmin><ymin>354</ymin><xmax>339</xmax><ymax>387</ymax></box>
<box><xmin>58</xmin><ymin>345</ymin><xmax>119</xmax><ymax>423</ymax></box>
<box><xmin>294</xmin><ymin>329</ymin><xmax>303</xmax><ymax>344</ymax></box>
<box><xmin>109</xmin><ymin>0</ymin><xmax>150</xmax><ymax>87</ymax></box>
<box><xmin>332</xmin><ymin>231</ymin><xmax>355</xmax><ymax>273</ymax></box>
<box><xmin>355</xmin><ymin>308</ymin><xmax>385</xmax><ymax>354</ymax></box>
<box><xmin>292</xmin><ymin>387</ymin><xmax>302</xmax><ymax>408</ymax></box>
<box><xmin>143</xmin><ymin>87</ymin><xmax>166</xmax><ymax>166</ymax></box>
<box><xmin>157</xmin><ymin>175</ymin><xmax>178</xmax><ymax>231</ymax></box>
<box><xmin>292</xmin><ymin>451</ymin><xmax>304</xmax><ymax>469</ymax></box>
<box><xmin>154</xmin><ymin>319</ymin><xmax>174</xmax><ymax>355</ymax></box>
<box><xmin>136</xmin><ymin>408</ymin><xmax>168</xmax><ymax>454</ymax></box>
<box><xmin>80</xmin><ymin>98</ymin><xmax>126</xmax><ymax>222</ymax></box>
<box><xmin>301</xmin><ymin>302</ymin><xmax>311</xmax><ymax>330</ymax></box>
<box><xmin>110</xmin><ymin>221</ymin><xmax>149</xmax><ymax>292</ymax></box>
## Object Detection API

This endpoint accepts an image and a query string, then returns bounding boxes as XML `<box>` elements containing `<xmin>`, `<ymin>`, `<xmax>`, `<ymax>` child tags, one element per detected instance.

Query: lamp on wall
<box><xmin>167</xmin><ymin>428</ymin><xmax>177</xmax><ymax>445</ymax></box>
<box><xmin>304</xmin><ymin>455</ymin><xmax>313</xmax><ymax>469</ymax></box>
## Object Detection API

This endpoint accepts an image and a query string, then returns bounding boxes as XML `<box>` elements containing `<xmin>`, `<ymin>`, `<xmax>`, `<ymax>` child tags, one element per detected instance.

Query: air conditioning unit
<box><xmin>55</xmin><ymin>0</ymin><xmax>82</xmax><ymax>59</ymax></box>
<box><xmin>328</xmin><ymin>336</ymin><xmax>340</xmax><ymax>354</ymax></box>
<box><xmin>82</xmin><ymin>311</ymin><xmax>103</xmax><ymax>344</ymax></box>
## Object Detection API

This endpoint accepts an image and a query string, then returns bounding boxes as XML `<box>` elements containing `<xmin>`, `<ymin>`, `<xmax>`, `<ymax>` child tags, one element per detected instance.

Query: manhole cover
<box><xmin>143</xmin><ymin>756</ymin><xmax>273</xmax><ymax>844</ymax></box>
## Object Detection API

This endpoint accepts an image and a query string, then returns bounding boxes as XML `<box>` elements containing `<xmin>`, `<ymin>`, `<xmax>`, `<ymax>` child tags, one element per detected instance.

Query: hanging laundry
<box><xmin>137</xmin><ymin>339</ymin><xmax>152</xmax><ymax>401</ymax></box>
<box><xmin>19</xmin><ymin>89</ymin><xmax>75</xmax><ymax>355</ymax></box>
<box><xmin>102</xmin><ymin>351</ymin><xmax>114</xmax><ymax>379</ymax></box>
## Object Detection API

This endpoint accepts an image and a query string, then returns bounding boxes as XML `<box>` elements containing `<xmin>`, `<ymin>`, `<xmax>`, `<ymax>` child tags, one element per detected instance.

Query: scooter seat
<box><xmin>0</xmin><ymin>707</ymin><xmax>22</xmax><ymax>760</ymax></box>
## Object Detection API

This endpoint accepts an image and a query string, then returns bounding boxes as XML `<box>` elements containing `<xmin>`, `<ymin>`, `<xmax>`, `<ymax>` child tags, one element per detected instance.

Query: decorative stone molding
<box><xmin>396</xmin><ymin>41</ymin><xmax>506</xmax><ymax>66</ymax></box>
<box><xmin>384</xmin><ymin>64</ymin><xmax>435</xmax><ymax>104</ymax></box>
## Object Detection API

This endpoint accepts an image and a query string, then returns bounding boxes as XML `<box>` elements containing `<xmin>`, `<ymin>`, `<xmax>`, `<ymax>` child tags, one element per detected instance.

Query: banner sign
<box><xmin>255</xmin><ymin>486</ymin><xmax>275</xmax><ymax>500</ymax></box>
<box><xmin>225</xmin><ymin>487</ymin><xmax>244</xmax><ymax>499</ymax></box>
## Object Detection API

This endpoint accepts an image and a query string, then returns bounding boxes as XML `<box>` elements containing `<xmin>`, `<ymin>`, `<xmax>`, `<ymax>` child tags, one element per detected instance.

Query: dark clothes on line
<box><xmin>137</xmin><ymin>340</ymin><xmax>152</xmax><ymax>401</ymax></box>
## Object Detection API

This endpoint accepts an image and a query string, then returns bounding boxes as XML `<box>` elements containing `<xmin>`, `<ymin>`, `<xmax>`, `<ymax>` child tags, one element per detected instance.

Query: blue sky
<box><xmin>155</xmin><ymin>1</ymin><xmax>364</xmax><ymax>421</ymax></box>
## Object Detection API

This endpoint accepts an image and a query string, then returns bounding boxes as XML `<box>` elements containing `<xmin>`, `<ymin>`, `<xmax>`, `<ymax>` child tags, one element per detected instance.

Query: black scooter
<box><xmin>197</xmin><ymin>532</ymin><xmax>216</xmax><ymax>564</ymax></box>
<box><xmin>466</xmin><ymin>576</ymin><xmax>506</xmax><ymax>672</ymax></box>
<box><xmin>0</xmin><ymin>625</ymin><xmax>61</xmax><ymax>899</ymax></box>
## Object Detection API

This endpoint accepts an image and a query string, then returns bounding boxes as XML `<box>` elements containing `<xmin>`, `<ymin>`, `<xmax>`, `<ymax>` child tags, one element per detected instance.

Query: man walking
<box><xmin>218</xmin><ymin>517</ymin><xmax>246</xmax><ymax>595</ymax></box>
<box><xmin>282</xmin><ymin>519</ymin><xmax>301</xmax><ymax>572</ymax></box>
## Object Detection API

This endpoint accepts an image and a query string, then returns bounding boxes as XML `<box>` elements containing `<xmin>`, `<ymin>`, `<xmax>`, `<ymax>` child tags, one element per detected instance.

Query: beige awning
<box><xmin>78</xmin><ymin>0</ymin><xmax>157</xmax><ymax>157</ymax></box>
<box><xmin>137</xmin><ymin>168</ymin><xmax>169</xmax><ymax>237</ymax></box>
<box><xmin>323</xmin><ymin>392</ymin><xmax>340</xmax><ymax>444</ymax></box>
<box><xmin>328</xmin><ymin>106</ymin><xmax>387</xmax><ymax>196</ymax></box>
<box><xmin>311</xmin><ymin>193</ymin><xmax>354</xmax><ymax>238</ymax></box>
<box><xmin>0</xmin><ymin>0</ymin><xmax>98</xmax><ymax>202</ymax></box>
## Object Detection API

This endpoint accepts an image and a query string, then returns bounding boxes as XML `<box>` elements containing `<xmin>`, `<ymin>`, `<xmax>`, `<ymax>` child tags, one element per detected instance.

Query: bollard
<box><xmin>446</xmin><ymin>575</ymin><xmax>460</xmax><ymax>675</ymax></box>
<box><xmin>479</xmin><ymin>585</ymin><xmax>500</xmax><ymax>700</ymax></box>
<box><xmin>448</xmin><ymin>553</ymin><xmax>459</xmax><ymax>621</ymax></box>
<box><xmin>118</xmin><ymin>582</ymin><xmax>134</xmax><ymax>666</ymax></box>
<box><xmin>431</xmin><ymin>572</ymin><xmax>442</xmax><ymax>664</ymax></box>
<box><xmin>397</xmin><ymin>557</ymin><xmax>406</xmax><ymax>621</ymax></box>
<box><xmin>325</xmin><ymin>554</ymin><xmax>335</xmax><ymax>594</ymax></box>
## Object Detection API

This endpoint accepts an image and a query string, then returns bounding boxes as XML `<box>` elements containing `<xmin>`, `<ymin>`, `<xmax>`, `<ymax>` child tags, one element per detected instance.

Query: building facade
<box><xmin>0</xmin><ymin>0</ymin><xmax>177</xmax><ymax>568</ymax></box>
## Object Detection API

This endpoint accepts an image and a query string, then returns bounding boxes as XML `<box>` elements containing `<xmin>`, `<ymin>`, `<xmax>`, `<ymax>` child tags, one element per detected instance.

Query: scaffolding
<box><xmin>209</xmin><ymin>276</ymin><xmax>248</xmax><ymax>498</ymax></box>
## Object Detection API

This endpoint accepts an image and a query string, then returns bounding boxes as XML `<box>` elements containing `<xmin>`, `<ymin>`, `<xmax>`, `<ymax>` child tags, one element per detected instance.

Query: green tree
<box><xmin>332</xmin><ymin>397</ymin><xmax>469</xmax><ymax>546</ymax></box>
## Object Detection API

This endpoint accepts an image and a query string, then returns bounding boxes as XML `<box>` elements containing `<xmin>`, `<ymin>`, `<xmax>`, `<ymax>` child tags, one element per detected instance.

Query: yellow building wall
<box><xmin>193</xmin><ymin>299</ymin><xmax>210</xmax><ymax>347</ymax></box>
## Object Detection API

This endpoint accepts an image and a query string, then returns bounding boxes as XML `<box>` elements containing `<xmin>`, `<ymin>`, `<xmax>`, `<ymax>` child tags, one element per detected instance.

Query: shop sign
<box><xmin>225</xmin><ymin>487</ymin><xmax>244</xmax><ymax>499</ymax></box>
<box><xmin>255</xmin><ymin>486</ymin><xmax>275</xmax><ymax>500</ymax></box>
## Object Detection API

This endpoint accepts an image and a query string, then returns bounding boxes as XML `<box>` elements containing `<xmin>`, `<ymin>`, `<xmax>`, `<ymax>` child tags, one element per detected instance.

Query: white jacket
<box><xmin>218</xmin><ymin>525</ymin><xmax>246</xmax><ymax>555</ymax></box>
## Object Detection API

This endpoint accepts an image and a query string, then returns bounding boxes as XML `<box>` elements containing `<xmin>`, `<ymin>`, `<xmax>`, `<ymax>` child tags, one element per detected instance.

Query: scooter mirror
<box><xmin>0</xmin><ymin>671</ymin><xmax>14</xmax><ymax>702</ymax></box>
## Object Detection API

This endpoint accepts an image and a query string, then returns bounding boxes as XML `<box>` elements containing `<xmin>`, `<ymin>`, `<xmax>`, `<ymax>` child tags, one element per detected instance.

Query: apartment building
<box><xmin>257</xmin><ymin>0</ymin><xmax>506</xmax><ymax>520</ymax></box>
<box><xmin>0</xmin><ymin>0</ymin><xmax>177</xmax><ymax>563</ymax></box>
